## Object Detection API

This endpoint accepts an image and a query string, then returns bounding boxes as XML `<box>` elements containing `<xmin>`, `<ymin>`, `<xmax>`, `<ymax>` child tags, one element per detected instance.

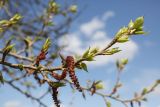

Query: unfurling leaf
<box><xmin>106</xmin><ymin>101</ymin><xmax>111</xmax><ymax>107</ymax></box>
<box><xmin>69</xmin><ymin>5</ymin><xmax>77</xmax><ymax>13</ymax></box>
<box><xmin>82</xmin><ymin>47</ymin><xmax>90</xmax><ymax>58</ymax></box>
<box><xmin>121</xmin><ymin>58</ymin><xmax>128</xmax><ymax>65</ymax></box>
<box><xmin>81</xmin><ymin>63</ymin><xmax>88</xmax><ymax>72</ymax></box>
<box><xmin>134</xmin><ymin>31</ymin><xmax>147</xmax><ymax>35</ymax></box>
<box><xmin>48</xmin><ymin>1</ymin><xmax>59</xmax><ymax>14</ymax></box>
<box><xmin>3</xmin><ymin>44</ymin><xmax>15</xmax><ymax>54</ymax></box>
<box><xmin>133</xmin><ymin>16</ymin><xmax>144</xmax><ymax>29</ymax></box>
<box><xmin>141</xmin><ymin>88</ymin><xmax>148</xmax><ymax>95</ymax></box>
<box><xmin>49</xmin><ymin>82</ymin><xmax>66</xmax><ymax>88</ymax></box>
<box><xmin>116</xmin><ymin>58</ymin><xmax>128</xmax><ymax>71</ymax></box>
<box><xmin>10</xmin><ymin>14</ymin><xmax>22</xmax><ymax>23</ymax></box>
<box><xmin>103</xmin><ymin>47</ymin><xmax>121</xmax><ymax>55</ymax></box>
<box><xmin>115</xmin><ymin>27</ymin><xmax>128</xmax><ymax>38</ymax></box>
<box><xmin>128</xmin><ymin>20</ymin><xmax>134</xmax><ymax>29</ymax></box>
<box><xmin>117</xmin><ymin>35</ymin><xmax>129</xmax><ymax>43</ymax></box>
<box><xmin>42</xmin><ymin>38</ymin><xmax>51</xmax><ymax>52</ymax></box>
<box><xmin>18</xmin><ymin>64</ymin><xmax>23</xmax><ymax>71</ymax></box>
<box><xmin>95</xmin><ymin>81</ymin><xmax>104</xmax><ymax>90</ymax></box>
<box><xmin>46</xmin><ymin>21</ymin><xmax>54</xmax><ymax>26</ymax></box>
<box><xmin>90</xmin><ymin>47</ymin><xmax>99</xmax><ymax>55</ymax></box>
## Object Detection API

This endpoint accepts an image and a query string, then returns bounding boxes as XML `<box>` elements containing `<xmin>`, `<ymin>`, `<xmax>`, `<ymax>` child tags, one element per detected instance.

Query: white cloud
<box><xmin>59</xmin><ymin>11</ymin><xmax>138</xmax><ymax>66</ymax></box>
<box><xmin>102</xmin><ymin>11</ymin><xmax>115</xmax><ymax>21</ymax></box>
<box><xmin>80</xmin><ymin>17</ymin><xmax>105</xmax><ymax>36</ymax></box>
<box><xmin>4</xmin><ymin>100</ymin><xmax>22</xmax><ymax>107</ymax></box>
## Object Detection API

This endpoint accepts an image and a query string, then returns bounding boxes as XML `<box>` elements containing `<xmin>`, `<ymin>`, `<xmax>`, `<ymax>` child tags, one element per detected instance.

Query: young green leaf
<box><xmin>49</xmin><ymin>82</ymin><xmax>66</xmax><ymax>88</ymax></box>
<box><xmin>106</xmin><ymin>101</ymin><xmax>111</xmax><ymax>107</ymax></box>
<box><xmin>42</xmin><ymin>38</ymin><xmax>51</xmax><ymax>52</ymax></box>
<box><xmin>81</xmin><ymin>63</ymin><xmax>88</xmax><ymax>72</ymax></box>
<box><xmin>95</xmin><ymin>82</ymin><xmax>104</xmax><ymax>90</ymax></box>
<box><xmin>69</xmin><ymin>5</ymin><xmax>77</xmax><ymax>13</ymax></box>
<box><xmin>134</xmin><ymin>31</ymin><xmax>147</xmax><ymax>35</ymax></box>
<box><xmin>128</xmin><ymin>20</ymin><xmax>134</xmax><ymax>29</ymax></box>
<box><xmin>117</xmin><ymin>35</ymin><xmax>129</xmax><ymax>43</ymax></box>
<box><xmin>121</xmin><ymin>58</ymin><xmax>128</xmax><ymax>65</ymax></box>
<box><xmin>133</xmin><ymin>16</ymin><xmax>144</xmax><ymax>29</ymax></box>
<box><xmin>3</xmin><ymin>44</ymin><xmax>15</xmax><ymax>54</ymax></box>
<box><xmin>141</xmin><ymin>88</ymin><xmax>148</xmax><ymax>95</ymax></box>
<box><xmin>82</xmin><ymin>47</ymin><xmax>90</xmax><ymax>58</ymax></box>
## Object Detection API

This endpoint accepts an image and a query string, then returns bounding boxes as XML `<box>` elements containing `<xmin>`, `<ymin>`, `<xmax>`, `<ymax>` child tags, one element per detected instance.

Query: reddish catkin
<box><xmin>66</xmin><ymin>56</ymin><xmax>82</xmax><ymax>92</ymax></box>
<box><xmin>35</xmin><ymin>51</ymin><xmax>46</xmax><ymax>66</ymax></box>
<box><xmin>52</xmin><ymin>86</ymin><xmax>60</xmax><ymax>107</ymax></box>
<box><xmin>51</xmin><ymin>69</ymin><xmax>67</xmax><ymax>80</ymax></box>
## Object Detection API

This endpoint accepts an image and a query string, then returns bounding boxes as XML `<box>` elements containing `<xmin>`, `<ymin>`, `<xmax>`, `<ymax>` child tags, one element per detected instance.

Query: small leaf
<box><xmin>48</xmin><ymin>1</ymin><xmax>59</xmax><ymax>14</ymax></box>
<box><xmin>46</xmin><ymin>21</ymin><xmax>54</xmax><ymax>26</ymax></box>
<box><xmin>3</xmin><ymin>44</ymin><xmax>15</xmax><ymax>54</ymax></box>
<box><xmin>9</xmin><ymin>14</ymin><xmax>22</xmax><ymax>24</ymax></box>
<box><xmin>69</xmin><ymin>5</ymin><xmax>77</xmax><ymax>13</ymax></box>
<box><xmin>18</xmin><ymin>64</ymin><xmax>23</xmax><ymax>71</ymax></box>
<box><xmin>116</xmin><ymin>27</ymin><xmax>128</xmax><ymax>38</ymax></box>
<box><xmin>95</xmin><ymin>81</ymin><xmax>104</xmax><ymax>90</ymax></box>
<box><xmin>81</xmin><ymin>63</ymin><xmax>88</xmax><ymax>72</ymax></box>
<box><xmin>106</xmin><ymin>101</ymin><xmax>111</xmax><ymax>107</ymax></box>
<box><xmin>42</xmin><ymin>38</ymin><xmax>51</xmax><ymax>52</ymax></box>
<box><xmin>134</xmin><ymin>31</ymin><xmax>147</xmax><ymax>35</ymax></box>
<box><xmin>128</xmin><ymin>20</ymin><xmax>134</xmax><ymax>29</ymax></box>
<box><xmin>141</xmin><ymin>88</ymin><xmax>148</xmax><ymax>95</ymax></box>
<box><xmin>133</xmin><ymin>16</ymin><xmax>144</xmax><ymax>29</ymax></box>
<box><xmin>82</xmin><ymin>47</ymin><xmax>90</xmax><ymax>58</ymax></box>
<box><xmin>85</xmin><ymin>55</ymin><xmax>94</xmax><ymax>61</ymax></box>
<box><xmin>90</xmin><ymin>47</ymin><xmax>99</xmax><ymax>55</ymax></box>
<box><xmin>104</xmin><ymin>47</ymin><xmax>121</xmax><ymax>55</ymax></box>
<box><xmin>117</xmin><ymin>35</ymin><xmax>129</xmax><ymax>43</ymax></box>
<box><xmin>121</xmin><ymin>58</ymin><xmax>128</xmax><ymax>65</ymax></box>
<box><xmin>49</xmin><ymin>82</ymin><xmax>66</xmax><ymax>88</ymax></box>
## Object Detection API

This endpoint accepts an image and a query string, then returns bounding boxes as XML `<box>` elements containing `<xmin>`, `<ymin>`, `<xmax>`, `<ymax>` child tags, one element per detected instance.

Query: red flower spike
<box><xmin>66</xmin><ymin>56</ymin><xmax>82</xmax><ymax>92</ymax></box>
<box><xmin>35</xmin><ymin>51</ymin><xmax>47</xmax><ymax>66</ymax></box>
<box><xmin>51</xmin><ymin>69</ymin><xmax>67</xmax><ymax>80</ymax></box>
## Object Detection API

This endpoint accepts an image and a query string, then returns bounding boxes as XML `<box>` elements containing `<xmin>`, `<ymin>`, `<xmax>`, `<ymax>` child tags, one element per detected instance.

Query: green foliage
<box><xmin>80</xmin><ymin>63</ymin><xmax>88</xmax><ymax>72</ymax></box>
<box><xmin>132</xmin><ymin>16</ymin><xmax>144</xmax><ymax>29</ymax></box>
<box><xmin>69</xmin><ymin>5</ymin><xmax>77</xmax><ymax>13</ymax></box>
<box><xmin>0</xmin><ymin>2</ymin><xmax>158</xmax><ymax>106</ymax></box>
<box><xmin>103</xmin><ymin>47</ymin><xmax>121</xmax><ymax>55</ymax></box>
<box><xmin>116</xmin><ymin>58</ymin><xmax>128</xmax><ymax>71</ymax></box>
<box><xmin>49</xmin><ymin>82</ymin><xmax>66</xmax><ymax>88</ymax></box>
<box><xmin>3</xmin><ymin>44</ymin><xmax>15</xmax><ymax>55</ymax></box>
<box><xmin>141</xmin><ymin>88</ymin><xmax>148</xmax><ymax>95</ymax></box>
<box><xmin>95</xmin><ymin>81</ymin><xmax>104</xmax><ymax>90</ymax></box>
<box><xmin>42</xmin><ymin>38</ymin><xmax>51</xmax><ymax>52</ymax></box>
<box><xmin>48</xmin><ymin>1</ymin><xmax>60</xmax><ymax>14</ymax></box>
<box><xmin>0</xmin><ymin>14</ymin><xmax>22</xmax><ymax>32</ymax></box>
<box><xmin>106</xmin><ymin>101</ymin><xmax>111</xmax><ymax>107</ymax></box>
<box><xmin>18</xmin><ymin>64</ymin><xmax>24</xmax><ymax>71</ymax></box>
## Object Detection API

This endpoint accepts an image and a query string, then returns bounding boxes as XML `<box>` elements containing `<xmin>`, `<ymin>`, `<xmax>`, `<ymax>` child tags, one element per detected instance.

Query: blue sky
<box><xmin>0</xmin><ymin>0</ymin><xmax>160</xmax><ymax>107</ymax></box>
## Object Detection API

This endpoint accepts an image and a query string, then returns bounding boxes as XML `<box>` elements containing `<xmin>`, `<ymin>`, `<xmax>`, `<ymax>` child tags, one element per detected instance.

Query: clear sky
<box><xmin>0</xmin><ymin>0</ymin><xmax>160</xmax><ymax>107</ymax></box>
